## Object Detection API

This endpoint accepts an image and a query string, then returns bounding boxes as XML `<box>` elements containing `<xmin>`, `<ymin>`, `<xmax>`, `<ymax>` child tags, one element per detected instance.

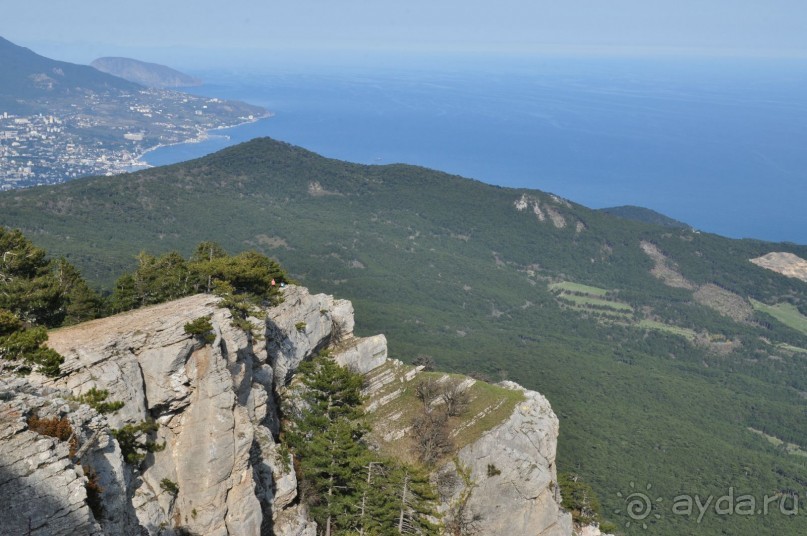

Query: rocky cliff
<box><xmin>438</xmin><ymin>384</ymin><xmax>571</xmax><ymax>535</ymax></box>
<box><xmin>0</xmin><ymin>285</ymin><xmax>577</xmax><ymax>535</ymax></box>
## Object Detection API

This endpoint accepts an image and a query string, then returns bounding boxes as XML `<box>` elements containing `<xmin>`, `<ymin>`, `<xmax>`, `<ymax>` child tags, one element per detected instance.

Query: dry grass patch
<box><xmin>640</xmin><ymin>241</ymin><xmax>695</xmax><ymax>290</ymax></box>
<box><xmin>693</xmin><ymin>284</ymin><xmax>752</xmax><ymax>322</ymax></box>
<box><xmin>364</xmin><ymin>367</ymin><xmax>524</xmax><ymax>467</ymax></box>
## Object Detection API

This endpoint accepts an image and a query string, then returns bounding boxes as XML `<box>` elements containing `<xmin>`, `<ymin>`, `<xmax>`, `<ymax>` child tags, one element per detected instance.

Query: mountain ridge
<box><xmin>598</xmin><ymin>204</ymin><xmax>689</xmax><ymax>229</ymax></box>
<box><xmin>0</xmin><ymin>35</ymin><xmax>141</xmax><ymax>111</ymax></box>
<box><xmin>91</xmin><ymin>57</ymin><xmax>202</xmax><ymax>88</ymax></box>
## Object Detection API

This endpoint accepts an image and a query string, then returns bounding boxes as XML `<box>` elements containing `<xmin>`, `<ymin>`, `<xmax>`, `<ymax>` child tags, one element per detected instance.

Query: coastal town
<box><xmin>0</xmin><ymin>88</ymin><xmax>266</xmax><ymax>190</ymax></box>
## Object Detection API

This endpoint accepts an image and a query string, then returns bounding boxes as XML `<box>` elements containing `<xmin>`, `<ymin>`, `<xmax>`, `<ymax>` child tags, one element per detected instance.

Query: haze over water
<box><xmin>144</xmin><ymin>56</ymin><xmax>807</xmax><ymax>244</ymax></box>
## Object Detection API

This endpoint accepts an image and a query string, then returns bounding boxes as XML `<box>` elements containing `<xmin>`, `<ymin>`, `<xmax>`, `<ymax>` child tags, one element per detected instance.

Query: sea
<box><xmin>143</xmin><ymin>55</ymin><xmax>807</xmax><ymax>244</ymax></box>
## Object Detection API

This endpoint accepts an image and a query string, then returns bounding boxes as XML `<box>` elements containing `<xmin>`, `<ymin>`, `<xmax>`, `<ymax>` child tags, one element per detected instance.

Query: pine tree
<box><xmin>53</xmin><ymin>258</ymin><xmax>104</xmax><ymax>325</ymax></box>
<box><xmin>109</xmin><ymin>273</ymin><xmax>137</xmax><ymax>312</ymax></box>
<box><xmin>287</xmin><ymin>355</ymin><xmax>367</xmax><ymax>535</ymax></box>
<box><xmin>0</xmin><ymin>227</ymin><xmax>92</xmax><ymax>376</ymax></box>
<box><xmin>189</xmin><ymin>241</ymin><xmax>227</xmax><ymax>293</ymax></box>
<box><xmin>109</xmin><ymin>242</ymin><xmax>288</xmax><ymax>312</ymax></box>
<box><xmin>286</xmin><ymin>356</ymin><xmax>440</xmax><ymax>535</ymax></box>
<box><xmin>0</xmin><ymin>227</ymin><xmax>65</xmax><ymax>326</ymax></box>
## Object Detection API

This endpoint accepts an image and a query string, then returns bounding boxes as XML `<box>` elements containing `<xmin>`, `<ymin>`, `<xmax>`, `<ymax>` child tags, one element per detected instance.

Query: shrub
<box><xmin>27</xmin><ymin>414</ymin><xmax>77</xmax><ymax>457</ymax></box>
<box><xmin>74</xmin><ymin>387</ymin><xmax>124</xmax><ymax>414</ymax></box>
<box><xmin>212</xmin><ymin>279</ymin><xmax>265</xmax><ymax>336</ymax></box>
<box><xmin>414</xmin><ymin>377</ymin><xmax>440</xmax><ymax>408</ymax></box>
<box><xmin>412</xmin><ymin>354</ymin><xmax>436</xmax><ymax>371</ymax></box>
<box><xmin>184</xmin><ymin>315</ymin><xmax>215</xmax><ymax>344</ymax></box>
<box><xmin>295</xmin><ymin>321</ymin><xmax>307</xmax><ymax>332</ymax></box>
<box><xmin>160</xmin><ymin>478</ymin><xmax>179</xmax><ymax>495</ymax></box>
<box><xmin>558</xmin><ymin>472</ymin><xmax>602</xmax><ymax>526</ymax></box>
<box><xmin>411</xmin><ymin>411</ymin><xmax>453</xmax><ymax>465</ymax></box>
<box><xmin>599</xmin><ymin>521</ymin><xmax>618</xmax><ymax>533</ymax></box>
<box><xmin>441</xmin><ymin>378</ymin><xmax>470</xmax><ymax>417</ymax></box>
<box><xmin>0</xmin><ymin>325</ymin><xmax>64</xmax><ymax>377</ymax></box>
<box><xmin>111</xmin><ymin>420</ymin><xmax>165</xmax><ymax>465</ymax></box>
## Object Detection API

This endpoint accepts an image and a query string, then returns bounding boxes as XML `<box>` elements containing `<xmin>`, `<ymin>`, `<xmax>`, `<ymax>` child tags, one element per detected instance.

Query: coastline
<box><xmin>130</xmin><ymin>110</ymin><xmax>274</xmax><ymax>170</ymax></box>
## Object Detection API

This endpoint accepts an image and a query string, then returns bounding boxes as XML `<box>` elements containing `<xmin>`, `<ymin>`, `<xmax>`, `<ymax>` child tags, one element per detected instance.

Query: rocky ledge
<box><xmin>0</xmin><ymin>285</ymin><xmax>579</xmax><ymax>535</ymax></box>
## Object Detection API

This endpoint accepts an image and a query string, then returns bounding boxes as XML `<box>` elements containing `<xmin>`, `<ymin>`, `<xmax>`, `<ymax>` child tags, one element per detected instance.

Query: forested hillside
<box><xmin>2</xmin><ymin>137</ymin><xmax>806</xmax><ymax>534</ymax></box>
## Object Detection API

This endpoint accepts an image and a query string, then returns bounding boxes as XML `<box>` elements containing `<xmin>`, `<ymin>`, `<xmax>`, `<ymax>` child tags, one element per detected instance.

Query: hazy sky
<box><xmin>4</xmin><ymin>1</ymin><xmax>807</xmax><ymax>65</ymax></box>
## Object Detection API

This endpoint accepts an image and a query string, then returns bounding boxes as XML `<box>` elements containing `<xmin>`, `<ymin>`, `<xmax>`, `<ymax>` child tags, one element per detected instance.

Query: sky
<box><xmin>4</xmin><ymin>0</ymin><xmax>807</xmax><ymax>67</ymax></box>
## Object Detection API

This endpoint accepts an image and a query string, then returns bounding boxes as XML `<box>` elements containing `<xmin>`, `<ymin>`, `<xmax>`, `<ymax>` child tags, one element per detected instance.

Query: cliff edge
<box><xmin>1</xmin><ymin>285</ymin><xmax>576</xmax><ymax>535</ymax></box>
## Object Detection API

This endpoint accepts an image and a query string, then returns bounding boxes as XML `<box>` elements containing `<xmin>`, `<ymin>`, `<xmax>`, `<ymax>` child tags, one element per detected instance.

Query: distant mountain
<box><xmin>599</xmin><ymin>204</ymin><xmax>689</xmax><ymax>229</ymax></box>
<box><xmin>0</xmin><ymin>36</ymin><xmax>140</xmax><ymax>113</ymax></box>
<box><xmin>2</xmin><ymin>137</ymin><xmax>807</xmax><ymax>534</ymax></box>
<box><xmin>91</xmin><ymin>57</ymin><xmax>202</xmax><ymax>88</ymax></box>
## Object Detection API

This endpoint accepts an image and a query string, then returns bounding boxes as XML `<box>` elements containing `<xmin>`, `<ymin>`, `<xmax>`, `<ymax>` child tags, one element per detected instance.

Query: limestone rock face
<box><xmin>576</xmin><ymin>524</ymin><xmax>615</xmax><ymax>536</ymax></box>
<box><xmin>333</xmin><ymin>334</ymin><xmax>388</xmax><ymax>373</ymax></box>
<box><xmin>265</xmin><ymin>285</ymin><xmax>354</xmax><ymax>386</ymax></box>
<box><xmin>7</xmin><ymin>286</ymin><xmax>365</xmax><ymax>535</ymax></box>
<box><xmin>46</xmin><ymin>294</ymin><xmax>222</xmax><ymax>428</ymax></box>
<box><xmin>1</xmin><ymin>285</ymin><xmax>574</xmax><ymax>535</ymax></box>
<box><xmin>42</xmin><ymin>291</ymin><xmax>333</xmax><ymax>535</ymax></box>
<box><xmin>0</xmin><ymin>377</ymin><xmax>139</xmax><ymax>536</ymax></box>
<box><xmin>439</xmin><ymin>381</ymin><xmax>573</xmax><ymax>535</ymax></box>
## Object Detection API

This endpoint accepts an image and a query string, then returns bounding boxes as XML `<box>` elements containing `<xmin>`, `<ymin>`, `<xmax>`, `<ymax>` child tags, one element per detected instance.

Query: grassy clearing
<box><xmin>550</xmin><ymin>280</ymin><xmax>634</xmax><ymax>322</ymax></box>
<box><xmin>451</xmin><ymin>380</ymin><xmax>525</xmax><ymax>449</ymax></box>
<box><xmin>777</xmin><ymin>343</ymin><xmax>807</xmax><ymax>354</ymax></box>
<box><xmin>748</xmin><ymin>428</ymin><xmax>807</xmax><ymax>457</ymax></box>
<box><xmin>751</xmin><ymin>300</ymin><xmax>807</xmax><ymax>336</ymax></box>
<box><xmin>549</xmin><ymin>281</ymin><xmax>609</xmax><ymax>296</ymax></box>
<box><xmin>638</xmin><ymin>319</ymin><xmax>698</xmax><ymax>341</ymax></box>
<box><xmin>560</xmin><ymin>294</ymin><xmax>632</xmax><ymax>312</ymax></box>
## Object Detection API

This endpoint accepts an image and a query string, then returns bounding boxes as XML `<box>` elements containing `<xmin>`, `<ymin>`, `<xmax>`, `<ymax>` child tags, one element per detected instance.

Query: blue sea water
<box><xmin>144</xmin><ymin>56</ymin><xmax>807</xmax><ymax>244</ymax></box>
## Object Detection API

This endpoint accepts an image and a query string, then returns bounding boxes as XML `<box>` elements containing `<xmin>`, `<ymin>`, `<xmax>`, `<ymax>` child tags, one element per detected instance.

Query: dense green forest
<box><xmin>597</xmin><ymin>205</ymin><xmax>689</xmax><ymax>229</ymax></box>
<box><xmin>1</xmin><ymin>137</ymin><xmax>806</xmax><ymax>534</ymax></box>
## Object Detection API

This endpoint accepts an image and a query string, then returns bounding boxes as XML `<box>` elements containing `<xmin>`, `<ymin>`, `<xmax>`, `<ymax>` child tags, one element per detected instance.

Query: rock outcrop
<box><xmin>437</xmin><ymin>382</ymin><xmax>572</xmax><ymax>535</ymax></box>
<box><xmin>0</xmin><ymin>377</ymin><xmax>136</xmax><ymax>535</ymax></box>
<box><xmin>0</xmin><ymin>285</ymin><xmax>574</xmax><ymax>535</ymax></box>
<box><xmin>0</xmin><ymin>379</ymin><xmax>103</xmax><ymax>536</ymax></box>
<box><xmin>750</xmin><ymin>251</ymin><xmax>807</xmax><ymax>283</ymax></box>
<box><xmin>44</xmin><ymin>288</ymin><xmax>350</xmax><ymax>536</ymax></box>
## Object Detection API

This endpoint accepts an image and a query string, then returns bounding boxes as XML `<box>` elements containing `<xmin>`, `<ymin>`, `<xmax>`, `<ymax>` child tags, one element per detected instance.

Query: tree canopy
<box><xmin>0</xmin><ymin>227</ymin><xmax>100</xmax><ymax>375</ymax></box>
<box><xmin>110</xmin><ymin>243</ymin><xmax>287</xmax><ymax>313</ymax></box>
<box><xmin>0</xmin><ymin>228</ymin><xmax>287</xmax><ymax>377</ymax></box>
<box><xmin>286</xmin><ymin>354</ymin><xmax>439</xmax><ymax>535</ymax></box>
